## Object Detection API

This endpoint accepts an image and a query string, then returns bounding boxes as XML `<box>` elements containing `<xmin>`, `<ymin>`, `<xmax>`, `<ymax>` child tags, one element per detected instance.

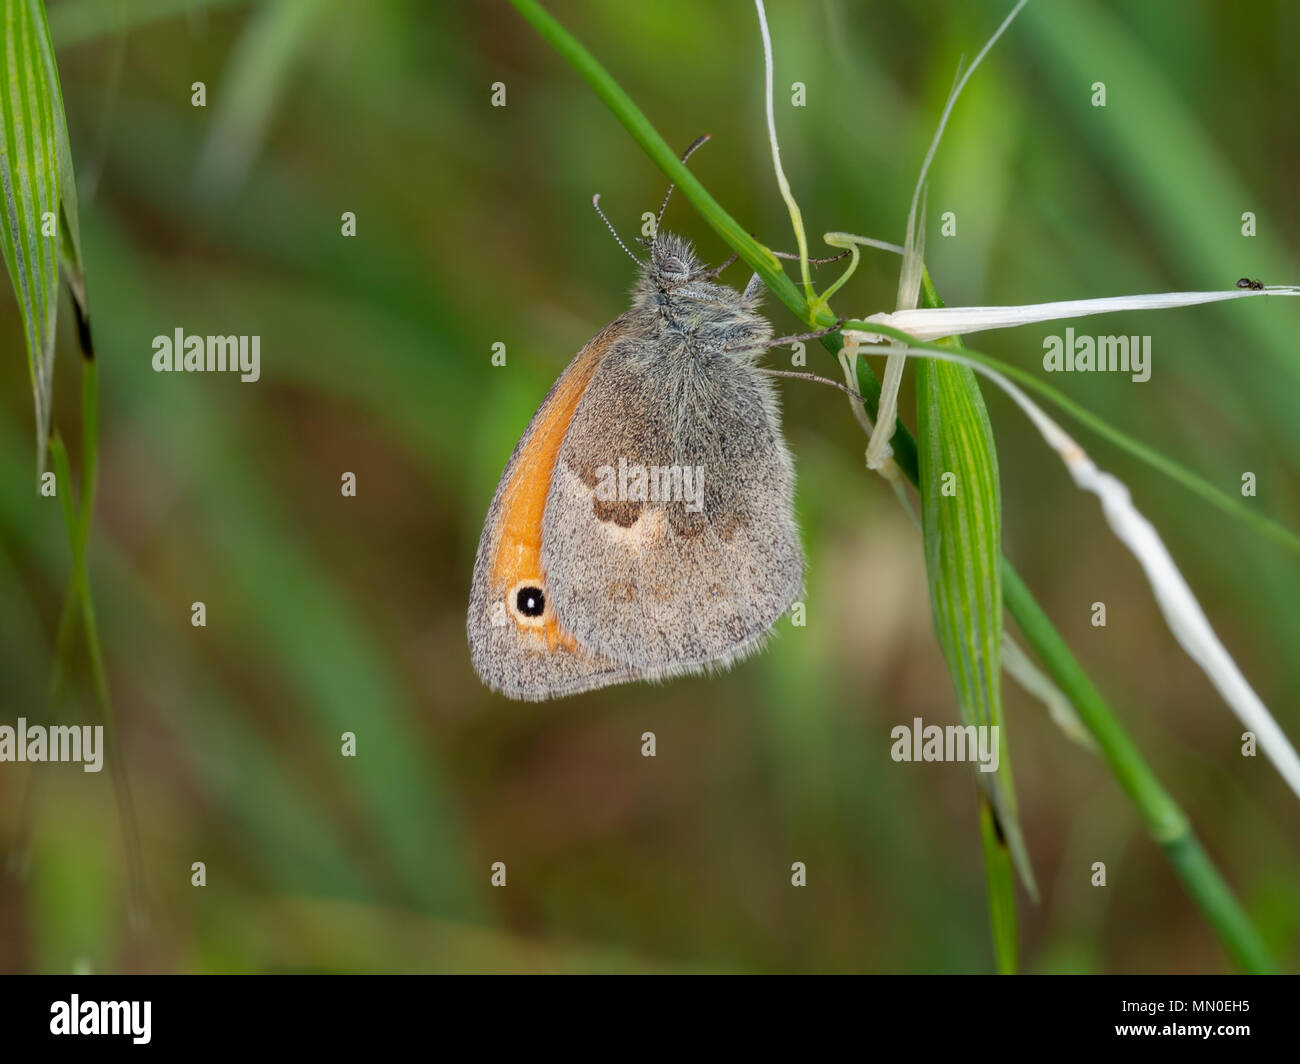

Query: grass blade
<box><xmin>192</xmin><ymin>0</ymin><xmax>328</xmax><ymax>200</ymax></box>
<box><xmin>979</xmin><ymin>797</ymin><xmax>1018</xmax><ymax>974</ymax></box>
<box><xmin>915</xmin><ymin>294</ymin><xmax>1036</xmax><ymax>902</ymax></box>
<box><xmin>0</xmin><ymin>0</ymin><xmax>63</xmax><ymax>471</ymax></box>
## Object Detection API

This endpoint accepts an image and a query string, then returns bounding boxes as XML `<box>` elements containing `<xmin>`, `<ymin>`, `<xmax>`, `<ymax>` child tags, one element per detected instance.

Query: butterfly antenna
<box><xmin>656</xmin><ymin>133</ymin><xmax>711</xmax><ymax>227</ymax></box>
<box><xmin>592</xmin><ymin>194</ymin><xmax>644</xmax><ymax>266</ymax></box>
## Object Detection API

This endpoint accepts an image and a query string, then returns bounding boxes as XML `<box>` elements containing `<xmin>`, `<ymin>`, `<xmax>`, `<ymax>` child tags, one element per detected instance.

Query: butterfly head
<box><xmin>638</xmin><ymin>231</ymin><xmax>704</xmax><ymax>291</ymax></box>
<box><xmin>633</xmin><ymin>231</ymin><xmax>769</xmax><ymax>350</ymax></box>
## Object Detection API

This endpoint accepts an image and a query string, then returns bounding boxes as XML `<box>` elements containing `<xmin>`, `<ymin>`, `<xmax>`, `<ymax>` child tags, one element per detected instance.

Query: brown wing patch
<box><xmin>591</xmin><ymin>498</ymin><xmax>644</xmax><ymax>527</ymax></box>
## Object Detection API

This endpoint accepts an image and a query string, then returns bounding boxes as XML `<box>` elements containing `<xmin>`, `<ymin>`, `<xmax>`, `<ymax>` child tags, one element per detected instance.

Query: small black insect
<box><xmin>1236</xmin><ymin>277</ymin><xmax>1264</xmax><ymax>290</ymax></box>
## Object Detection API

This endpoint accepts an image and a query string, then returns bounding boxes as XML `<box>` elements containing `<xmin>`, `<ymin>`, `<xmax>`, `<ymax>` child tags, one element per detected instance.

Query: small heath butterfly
<box><xmin>467</xmin><ymin>192</ymin><xmax>803</xmax><ymax>700</ymax></box>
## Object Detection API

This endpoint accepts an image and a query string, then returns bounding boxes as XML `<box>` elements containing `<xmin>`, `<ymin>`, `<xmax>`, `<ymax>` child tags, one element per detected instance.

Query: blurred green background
<box><xmin>1</xmin><ymin>0</ymin><xmax>1298</xmax><ymax>973</ymax></box>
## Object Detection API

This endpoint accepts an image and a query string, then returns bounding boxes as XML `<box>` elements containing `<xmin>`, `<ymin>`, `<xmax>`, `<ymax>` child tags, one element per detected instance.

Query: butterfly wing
<box><xmin>467</xmin><ymin>317</ymin><xmax>636</xmax><ymax>700</ymax></box>
<box><xmin>541</xmin><ymin>331</ymin><xmax>804</xmax><ymax>682</ymax></box>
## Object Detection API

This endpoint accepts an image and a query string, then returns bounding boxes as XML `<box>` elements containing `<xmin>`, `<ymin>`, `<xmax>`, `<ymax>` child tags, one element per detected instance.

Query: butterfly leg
<box><xmin>771</xmin><ymin>248</ymin><xmax>853</xmax><ymax>266</ymax></box>
<box><xmin>693</xmin><ymin>252</ymin><xmax>740</xmax><ymax>283</ymax></box>
<box><xmin>724</xmin><ymin>245</ymin><xmax>850</xmax><ymax>296</ymax></box>
<box><xmin>723</xmin><ymin>320</ymin><xmax>844</xmax><ymax>355</ymax></box>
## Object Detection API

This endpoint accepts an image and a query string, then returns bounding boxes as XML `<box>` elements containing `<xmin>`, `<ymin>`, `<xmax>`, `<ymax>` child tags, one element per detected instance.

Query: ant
<box><xmin>1236</xmin><ymin>277</ymin><xmax>1264</xmax><ymax>290</ymax></box>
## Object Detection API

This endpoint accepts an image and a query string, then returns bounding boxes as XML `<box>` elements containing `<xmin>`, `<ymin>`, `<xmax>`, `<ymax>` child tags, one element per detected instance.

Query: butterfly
<box><xmin>467</xmin><ymin>231</ymin><xmax>803</xmax><ymax>700</ymax></box>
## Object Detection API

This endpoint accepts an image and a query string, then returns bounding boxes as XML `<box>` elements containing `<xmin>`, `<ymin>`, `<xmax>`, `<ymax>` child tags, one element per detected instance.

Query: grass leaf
<box><xmin>915</xmin><ymin>275</ymin><xmax>1036</xmax><ymax>901</ymax></box>
<box><xmin>0</xmin><ymin>0</ymin><xmax>66</xmax><ymax>471</ymax></box>
<box><xmin>979</xmin><ymin>797</ymin><xmax>1018</xmax><ymax>974</ymax></box>
<box><xmin>193</xmin><ymin>0</ymin><xmax>328</xmax><ymax>201</ymax></box>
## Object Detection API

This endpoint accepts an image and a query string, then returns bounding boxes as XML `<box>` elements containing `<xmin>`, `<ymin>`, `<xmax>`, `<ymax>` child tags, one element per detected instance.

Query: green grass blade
<box><xmin>979</xmin><ymin>797</ymin><xmax>1018</xmax><ymax>974</ymax></box>
<box><xmin>915</xmin><ymin>289</ymin><xmax>1036</xmax><ymax>901</ymax></box>
<box><xmin>0</xmin><ymin>0</ymin><xmax>63</xmax><ymax>471</ymax></box>
<box><xmin>193</xmin><ymin>0</ymin><xmax>328</xmax><ymax>200</ymax></box>
<box><xmin>35</xmin><ymin>0</ymin><xmax>88</xmax><ymax>320</ymax></box>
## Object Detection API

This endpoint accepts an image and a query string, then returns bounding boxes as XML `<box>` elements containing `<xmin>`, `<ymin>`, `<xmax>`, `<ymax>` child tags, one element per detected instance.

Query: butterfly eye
<box><xmin>660</xmin><ymin>256</ymin><xmax>687</xmax><ymax>279</ymax></box>
<box><xmin>515</xmin><ymin>586</ymin><xmax>545</xmax><ymax>617</ymax></box>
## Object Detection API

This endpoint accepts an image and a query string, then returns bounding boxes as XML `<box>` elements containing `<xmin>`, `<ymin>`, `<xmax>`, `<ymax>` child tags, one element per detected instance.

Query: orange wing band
<box><xmin>489</xmin><ymin>323</ymin><xmax>621</xmax><ymax>650</ymax></box>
